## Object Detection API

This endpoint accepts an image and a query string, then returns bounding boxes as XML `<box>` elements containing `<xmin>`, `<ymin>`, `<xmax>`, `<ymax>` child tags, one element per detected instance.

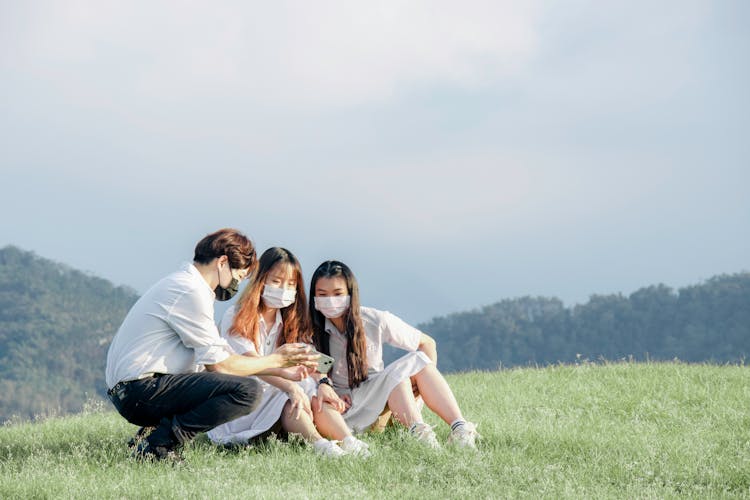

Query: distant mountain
<box><xmin>417</xmin><ymin>273</ymin><xmax>750</xmax><ymax>372</ymax></box>
<box><xmin>0</xmin><ymin>246</ymin><xmax>138</xmax><ymax>422</ymax></box>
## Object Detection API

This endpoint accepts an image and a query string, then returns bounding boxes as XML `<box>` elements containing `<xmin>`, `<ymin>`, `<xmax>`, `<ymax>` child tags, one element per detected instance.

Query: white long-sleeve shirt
<box><xmin>105</xmin><ymin>262</ymin><xmax>232</xmax><ymax>388</ymax></box>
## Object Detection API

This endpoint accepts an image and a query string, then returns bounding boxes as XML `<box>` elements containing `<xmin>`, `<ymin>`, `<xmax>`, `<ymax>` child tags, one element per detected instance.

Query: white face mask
<box><xmin>314</xmin><ymin>295</ymin><xmax>351</xmax><ymax>319</ymax></box>
<box><xmin>262</xmin><ymin>285</ymin><xmax>297</xmax><ymax>309</ymax></box>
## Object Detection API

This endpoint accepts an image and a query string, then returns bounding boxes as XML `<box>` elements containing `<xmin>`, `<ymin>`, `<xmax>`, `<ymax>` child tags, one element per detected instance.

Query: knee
<box><xmin>233</xmin><ymin>377</ymin><xmax>261</xmax><ymax>411</ymax></box>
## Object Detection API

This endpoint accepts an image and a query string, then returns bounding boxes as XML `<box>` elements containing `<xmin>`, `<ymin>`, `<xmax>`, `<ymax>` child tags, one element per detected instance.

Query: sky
<box><xmin>1</xmin><ymin>1</ymin><xmax>748</xmax><ymax>324</ymax></box>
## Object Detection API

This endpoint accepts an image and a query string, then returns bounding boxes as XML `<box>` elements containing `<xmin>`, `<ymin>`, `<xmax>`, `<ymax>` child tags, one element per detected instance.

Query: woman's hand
<box><xmin>276</xmin><ymin>365</ymin><xmax>311</xmax><ymax>381</ymax></box>
<box><xmin>410</xmin><ymin>375</ymin><xmax>420</xmax><ymax>398</ymax></box>
<box><xmin>273</xmin><ymin>343</ymin><xmax>319</xmax><ymax>370</ymax></box>
<box><xmin>314</xmin><ymin>383</ymin><xmax>346</xmax><ymax>414</ymax></box>
<box><xmin>341</xmin><ymin>393</ymin><xmax>352</xmax><ymax>412</ymax></box>
<box><xmin>286</xmin><ymin>385</ymin><xmax>312</xmax><ymax>420</ymax></box>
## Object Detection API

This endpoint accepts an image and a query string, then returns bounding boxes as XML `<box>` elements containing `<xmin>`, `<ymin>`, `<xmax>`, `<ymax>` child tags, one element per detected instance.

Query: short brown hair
<box><xmin>193</xmin><ymin>228</ymin><xmax>256</xmax><ymax>270</ymax></box>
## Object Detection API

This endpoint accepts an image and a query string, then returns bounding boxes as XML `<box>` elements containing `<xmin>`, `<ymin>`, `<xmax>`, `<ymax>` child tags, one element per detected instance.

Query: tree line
<box><xmin>418</xmin><ymin>274</ymin><xmax>750</xmax><ymax>372</ymax></box>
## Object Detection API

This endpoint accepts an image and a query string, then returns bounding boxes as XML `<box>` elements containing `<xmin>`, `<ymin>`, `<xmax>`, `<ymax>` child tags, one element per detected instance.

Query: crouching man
<box><xmin>105</xmin><ymin>228</ymin><xmax>318</xmax><ymax>461</ymax></box>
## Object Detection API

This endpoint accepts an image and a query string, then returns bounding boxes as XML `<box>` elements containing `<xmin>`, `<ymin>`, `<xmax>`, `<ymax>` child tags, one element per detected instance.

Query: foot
<box><xmin>409</xmin><ymin>422</ymin><xmax>440</xmax><ymax>449</ymax></box>
<box><xmin>340</xmin><ymin>436</ymin><xmax>371</xmax><ymax>458</ymax></box>
<box><xmin>447</xmin><ymin>422</ymin><xmax>480</xmax><ymax>449</ymax></box>
<box><xmin>312</xmin><ymin>439</ymin><xmax>346</xmax><ymax>458</ymax></box>
<box><xmin>127</xmin><ymin>426</ymin><xmax>155</xmax><ymax>449</ymax></box>
<box><xmin>130</xmin><ymin>440</ymin><xmax>184</xmax><ymax>464</ymax></box>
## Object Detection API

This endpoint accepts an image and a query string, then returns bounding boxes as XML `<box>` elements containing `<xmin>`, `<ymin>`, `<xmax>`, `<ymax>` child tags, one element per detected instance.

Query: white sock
<box><xmin>450</xmin><ymin>419</ymin><xmax>466</xmax><ymax>431</ymax></box>
<box><xmin>409</xmin><ymin>422</ymin><xmax>425</xmax><ymax>433</ymax></box>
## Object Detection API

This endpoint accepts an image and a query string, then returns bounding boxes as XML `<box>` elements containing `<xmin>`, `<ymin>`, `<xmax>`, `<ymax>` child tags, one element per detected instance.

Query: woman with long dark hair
<box><xmin>309</xmin><ymin>260</ymin><xmax>479</xmax><ymax>448</ymax></box>
<box><xmin>207</xmin><ymin>248</ymin><xmax>370</xmax><ymax>457</ymax></box>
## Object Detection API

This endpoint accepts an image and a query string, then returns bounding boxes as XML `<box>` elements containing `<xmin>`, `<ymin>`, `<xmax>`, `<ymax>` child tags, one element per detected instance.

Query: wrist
<box><xmin>317</xmin><ymin>376</ymin><xmax>332</xmax><ymax>389</ymax></box>
<box><xmin>270</xmin><ymin>353</ymin><xmax>285</xmax><ymax>368</ymax></box>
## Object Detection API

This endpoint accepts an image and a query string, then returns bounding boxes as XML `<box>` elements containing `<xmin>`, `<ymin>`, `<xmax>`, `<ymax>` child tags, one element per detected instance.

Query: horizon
<box><xmin>2</xmin><ymin>1</ymin><xmax>748</xmax><ymax>325</ymax></box>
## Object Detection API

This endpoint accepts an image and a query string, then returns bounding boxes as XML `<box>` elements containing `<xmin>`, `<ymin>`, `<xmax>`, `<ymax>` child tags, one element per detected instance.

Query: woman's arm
<box><xmin>417</xmin><ymin>333</ymin><xmax>437</xmax><ymax>364</ymax></box>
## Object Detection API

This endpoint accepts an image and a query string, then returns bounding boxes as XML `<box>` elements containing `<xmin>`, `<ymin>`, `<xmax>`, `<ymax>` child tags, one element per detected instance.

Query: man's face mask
<box><xmin>215</xmin><ymin>262</ymin><xmax>242</xmax><ymax>301</ymax></box>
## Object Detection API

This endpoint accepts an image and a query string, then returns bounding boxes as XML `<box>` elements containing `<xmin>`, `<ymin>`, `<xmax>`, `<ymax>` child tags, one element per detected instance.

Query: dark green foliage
<box><xmin>418</xmin><ymin>273</ymin><xmax>750</xmax><ymax>371</ymax></box>
<box><xmin>0</xmin><ymin>246</ymin><xmax>138</xmax><ymax>422</ymax></box>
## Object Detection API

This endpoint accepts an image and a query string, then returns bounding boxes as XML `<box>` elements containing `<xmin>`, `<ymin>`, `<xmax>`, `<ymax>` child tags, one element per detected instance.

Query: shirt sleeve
<box><xmin>381</xmin><ymin>310</ymin><xmax>423</xmax><ymax>351</ymax></box>
<box><xmin>166</xmin><ymin>288</ymin><xmax>232</xmax><ymax>366</ymax></box>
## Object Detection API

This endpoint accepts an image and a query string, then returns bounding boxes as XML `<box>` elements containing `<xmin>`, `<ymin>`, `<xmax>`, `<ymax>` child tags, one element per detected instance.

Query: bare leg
<box><xmin>412</xmin><ymin>364</ymin><xmax>463</xmax><ymax>425</ymax></box>
<box><xmin>280</xmin><ymin>400</ymin><xmax>323</xmax><ymax>443</ymax></box>
<box><xmin>312</xmin><ymin>398</ymin><xmax>353</xmax><ymax>441</ymax></box>
<box><xmin>386</xmin><ymin>379</ymin><xmax>424</xmax><ymax>427</ymax></box>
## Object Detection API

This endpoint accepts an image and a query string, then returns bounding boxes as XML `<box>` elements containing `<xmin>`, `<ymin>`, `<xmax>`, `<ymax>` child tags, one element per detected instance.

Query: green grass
<box><xmin>1</xmin><ymin>363</ymin><xmax>749</xmax><ymax>499</ymax></box>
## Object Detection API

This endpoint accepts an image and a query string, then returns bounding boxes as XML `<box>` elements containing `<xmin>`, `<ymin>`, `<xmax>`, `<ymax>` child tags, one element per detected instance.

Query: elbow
<box><xmin>420</xmin><ymin>335</ymin><xmax>437</xmax><ymax>353</ymax></box>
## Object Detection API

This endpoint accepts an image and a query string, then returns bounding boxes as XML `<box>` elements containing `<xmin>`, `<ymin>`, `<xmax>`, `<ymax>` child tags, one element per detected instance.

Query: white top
<box><xmin>105</xmin><ymin>262</ymin><xmax>232</xmax><ymax>388</ymax></box>
<box><xmin>325</xmin><ymin>306</ymin><xmax>423</xmax><ymax>390</ymax></box>
<box><xmin>219</xmin><ymin>306</ymin><xmax>282</xmax><ymax>357</ymax></box>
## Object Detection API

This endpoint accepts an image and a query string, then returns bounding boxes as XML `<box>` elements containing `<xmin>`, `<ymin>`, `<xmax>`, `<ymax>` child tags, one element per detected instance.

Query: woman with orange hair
<box><xmin>207</xmin><ymin>248</ymin><xmax>370</xmax><ymax>457</ymax></box>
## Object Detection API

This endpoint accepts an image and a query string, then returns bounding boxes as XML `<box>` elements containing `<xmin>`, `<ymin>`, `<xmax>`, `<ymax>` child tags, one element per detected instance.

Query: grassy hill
<box><xmin>0</xmin><ymin>246</ymin><xmax>139</xmax><ymax>422</ymax></box>
<box><xmin>1</xmin><ymin>363</ymin><xmax>747</xmax><ymax>498</ymax></box>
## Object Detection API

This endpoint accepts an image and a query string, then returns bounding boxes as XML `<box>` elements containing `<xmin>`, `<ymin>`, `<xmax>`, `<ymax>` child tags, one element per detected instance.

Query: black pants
<box><xmin>108</xmin><ymin>372</ymin><xmax>261</xmax><ymax>448</ymax></box>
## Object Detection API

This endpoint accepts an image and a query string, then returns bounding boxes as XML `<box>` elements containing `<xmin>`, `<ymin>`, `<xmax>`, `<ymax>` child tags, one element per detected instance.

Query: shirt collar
<box><xmin>260</xmin><ymin>309</ymin><xmax>283</xmax><ymax>329</ymax></box>
<box><xmin>183</xmin><ymin>261</ymin><xmax>215</xmax><ymax>296</ymax></box>
<box><xmin>324</xmin><ymin>317</ymin><xmax>342</xmax><ymax>336</ymax></box>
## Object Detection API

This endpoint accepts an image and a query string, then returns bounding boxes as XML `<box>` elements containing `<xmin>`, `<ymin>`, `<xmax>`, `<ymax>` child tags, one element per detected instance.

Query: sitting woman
<box><xmin>308</xmin><ymin>260</ymin><xmax>479</xmax><ymax>448</ymax></box>
<box><xmin>207</xmin><ymin>248</ymin><xmax>370</xmax><ymax>457</ymax></box>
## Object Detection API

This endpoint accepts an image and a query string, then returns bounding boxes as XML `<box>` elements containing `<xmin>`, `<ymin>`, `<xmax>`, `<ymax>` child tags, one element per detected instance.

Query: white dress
<box><xmin>326</xmin><ymin>306</ymin><xmax>432</xmax><ymax>433</ymax></box>
<box><xmin>207</xmin><ymin>307</ymin><xmax>314</xmax><ymax>445</ymax></box>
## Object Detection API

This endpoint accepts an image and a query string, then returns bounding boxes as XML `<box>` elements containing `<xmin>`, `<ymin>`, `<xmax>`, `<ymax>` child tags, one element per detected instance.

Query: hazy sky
<box><xmin>1</xmin><ymin>1</ymin><xmax>748</xmax><ymax>324</ymax></box>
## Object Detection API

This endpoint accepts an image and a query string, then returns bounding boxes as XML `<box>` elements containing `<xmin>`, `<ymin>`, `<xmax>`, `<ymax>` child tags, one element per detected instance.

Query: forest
<box><xmin>420</xmin><ymin>274</ymin><xmax>750</xmax><ymax>372</ymax></box>
<box><xmin>1</xmin><ymin>244</ymin><xmax>747</xmax><ymax>421</ymax></box>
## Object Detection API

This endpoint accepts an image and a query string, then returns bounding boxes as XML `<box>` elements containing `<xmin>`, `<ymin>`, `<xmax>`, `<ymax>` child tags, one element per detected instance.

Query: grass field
<box><xmin>1</xmin><ymin>362</ymin><xmax>748</xmax><ymax>499</ymax></box>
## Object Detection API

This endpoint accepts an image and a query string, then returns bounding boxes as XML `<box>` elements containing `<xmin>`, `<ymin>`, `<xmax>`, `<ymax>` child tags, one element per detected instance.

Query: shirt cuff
<box><xmin>194</xmin><ymin>345</ymin><xmax>233</xmax><ymax>367</ymax></box>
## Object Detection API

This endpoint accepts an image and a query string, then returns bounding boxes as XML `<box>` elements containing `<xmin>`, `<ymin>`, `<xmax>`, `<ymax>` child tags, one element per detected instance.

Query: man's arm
<box><xmin>205</xmin><ymin>344</ymin><xmax>318</xmax><ymax>376</ymax></box>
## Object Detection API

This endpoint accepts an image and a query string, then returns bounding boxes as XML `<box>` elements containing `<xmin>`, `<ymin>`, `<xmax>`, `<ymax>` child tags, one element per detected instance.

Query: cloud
<box><xmin>1</xmin><ymin>1</ymin><xmax>541</xmax><ymax>108</ymax></box>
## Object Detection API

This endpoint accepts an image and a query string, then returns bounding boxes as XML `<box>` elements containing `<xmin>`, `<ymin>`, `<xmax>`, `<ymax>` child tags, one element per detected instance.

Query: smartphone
<box><xmin>315</xmin><ymin>352</ymin><xmax>335</xmax><ymax>374</ymax></box>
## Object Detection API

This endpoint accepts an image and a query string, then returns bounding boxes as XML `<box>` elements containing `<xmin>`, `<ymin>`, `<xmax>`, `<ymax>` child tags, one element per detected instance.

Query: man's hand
<box><xmin>286</xmin><ymin>385</ymin><xmax>312</xmax><ymax>420</ymax></box>
<box><xmin>314</xmin><ymin>383</ymin><xmax>346</xmax><ymax>414</ymax></box>
<box><xmin>273</xmin><ymin>343</ymin><xmax>319</xmax><ymax>370</ymax></box>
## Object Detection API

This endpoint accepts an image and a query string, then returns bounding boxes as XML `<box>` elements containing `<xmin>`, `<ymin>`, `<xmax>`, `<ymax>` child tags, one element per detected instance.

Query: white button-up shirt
<box><xmin>325</xmin><ymin>306</ymin><xmax>422</xmax><ymax>390</ymax></box>
<box><xmin>105</xmin><ymin>262</ymin><xmax>232</xmax><ymax>388</ymax></box>
<box><xmin>219</xmin><ymin>306</ymin><xmax>282</xmax><ymax>357</ymax></box>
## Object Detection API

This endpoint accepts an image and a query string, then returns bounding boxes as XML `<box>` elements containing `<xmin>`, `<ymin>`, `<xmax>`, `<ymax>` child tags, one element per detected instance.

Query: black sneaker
<box><xmin>127</xmin><ymin>426</ymin><xmax>155</xmax><ymax>449</ymax></box>
<box><xmin>130</xmin><ymin>440</ymin><xmax>185</xmax><ymax>464</ymax></box>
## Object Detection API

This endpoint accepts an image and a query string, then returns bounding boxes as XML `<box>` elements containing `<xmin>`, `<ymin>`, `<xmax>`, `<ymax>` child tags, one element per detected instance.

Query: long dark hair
<box><xmin>230</xmin><ymin>247</ymin><xmax>311</xmax><ymax>352</ymax></box>
<box><xmin>309</xmin><ymin>260</ymin><xmax>368</xmax><ymax>389</ymax></box>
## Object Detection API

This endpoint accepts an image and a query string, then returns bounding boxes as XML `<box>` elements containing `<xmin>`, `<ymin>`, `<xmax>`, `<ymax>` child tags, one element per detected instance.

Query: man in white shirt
<box><xmin>105</xmin><ymin>228</ymin><xmax>317</xmax><ymax>461</ymax></box>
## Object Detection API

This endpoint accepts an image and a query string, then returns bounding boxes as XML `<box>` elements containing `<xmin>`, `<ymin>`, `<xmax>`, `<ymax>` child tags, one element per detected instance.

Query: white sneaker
<box><xmin>409</xmin><ymin>422</ymin><xmax>440</xmax><ymax>449</ymax></box>
<box><xmin>313</xmin><ymin>439</ymin><xmax>346</xmax><ymax>458</ymax></box>
<box><xmin>341</xmin><ymin>436</ymin><xmax>371</xmax><ymax>458</ymax></box>
<box><xmin>447</xmin><ymin>422</ymin><xmax>480</xmax><ymax>449</ymax></box>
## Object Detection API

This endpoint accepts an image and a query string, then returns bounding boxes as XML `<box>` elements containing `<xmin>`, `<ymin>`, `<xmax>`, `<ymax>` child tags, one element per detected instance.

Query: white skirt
<box><xmin>342</xmin><ymin>351</ymin><xmax>431</xmax><ymax>433</ymax></box>
<box><xmin>207</xmin><ymin>377</ymin><xmax>316</xmax><ymax>445</ymax></box>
